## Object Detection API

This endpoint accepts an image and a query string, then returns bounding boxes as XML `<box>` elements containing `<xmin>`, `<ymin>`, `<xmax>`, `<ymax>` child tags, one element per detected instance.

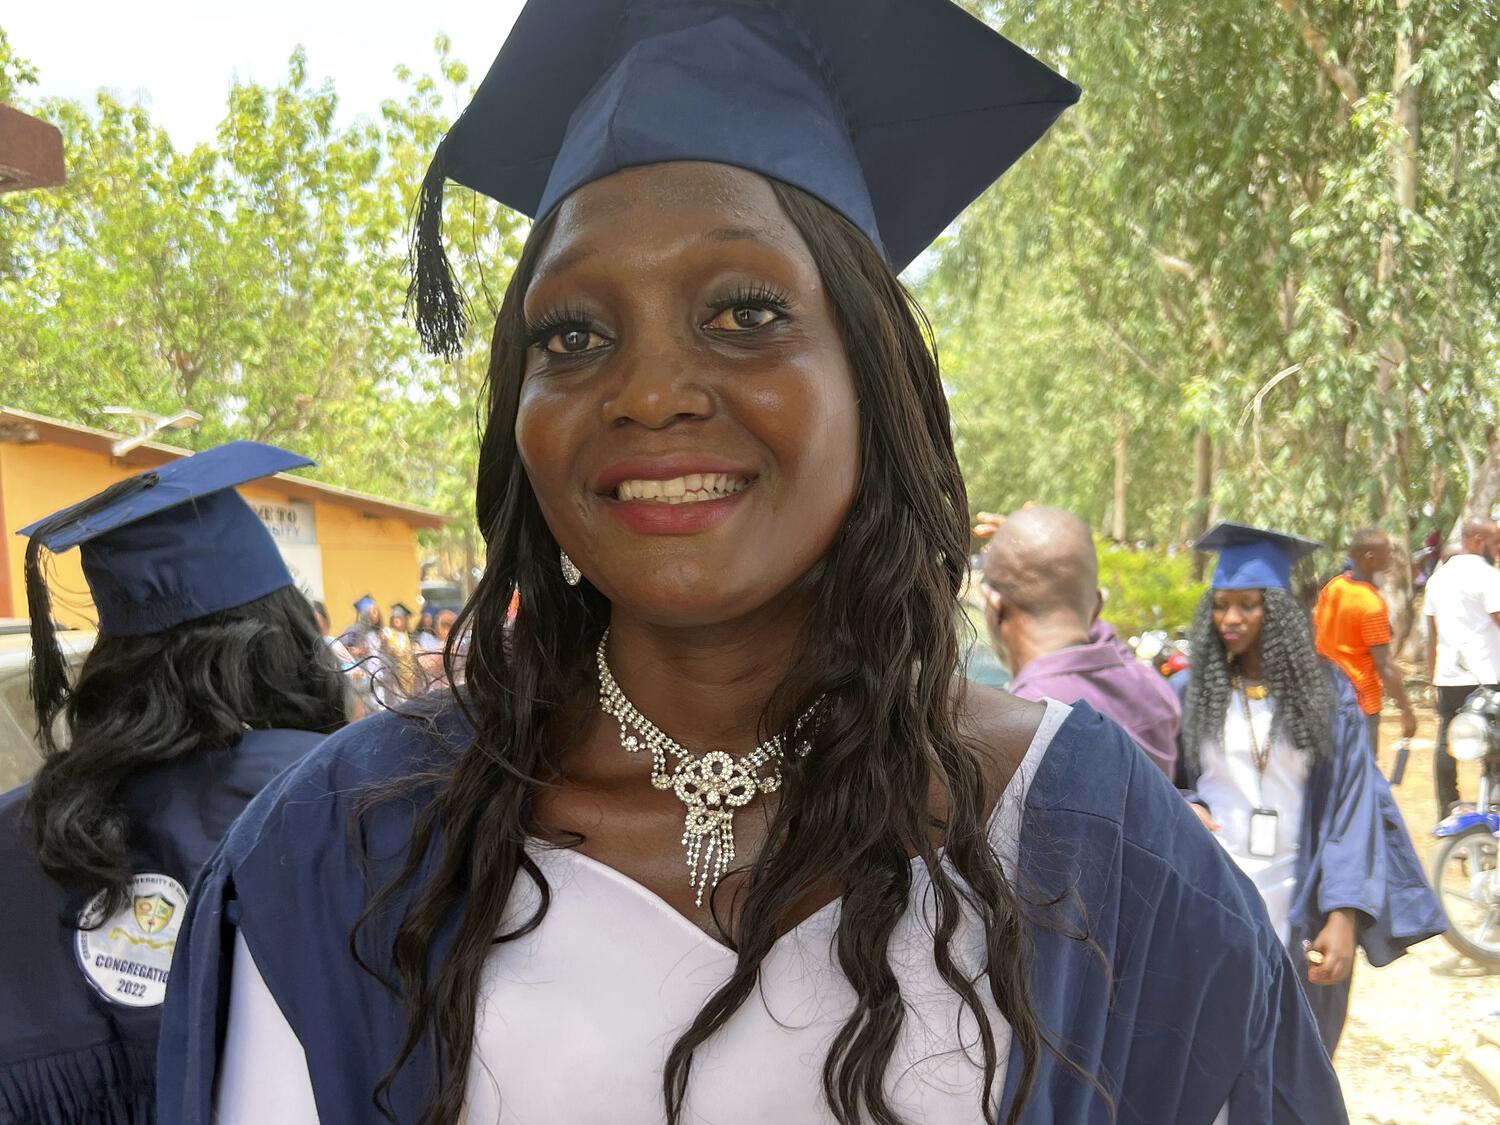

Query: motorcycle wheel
<box><xmin>1432</xmin><ymin>825</ymin><xmax>1500</xmax><ymax>963</ymax></box>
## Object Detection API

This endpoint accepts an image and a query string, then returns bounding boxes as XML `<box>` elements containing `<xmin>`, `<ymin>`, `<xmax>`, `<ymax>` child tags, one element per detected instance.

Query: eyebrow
<box><xmin>534</xmin><ymin>225</ymin><xmax>784</xmax><ymax>281</ymax></box>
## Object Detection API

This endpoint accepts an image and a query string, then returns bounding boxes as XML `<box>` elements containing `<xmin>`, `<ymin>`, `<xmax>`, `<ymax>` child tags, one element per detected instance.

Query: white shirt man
<box><xmin>1424</xmin><ymin>517</ymin><xmax>1500</xmax><ymax>812</ymax></box>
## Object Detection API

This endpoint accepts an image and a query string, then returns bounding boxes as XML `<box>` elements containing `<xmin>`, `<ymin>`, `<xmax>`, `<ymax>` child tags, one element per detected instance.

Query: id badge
<box><xmin>1248</xmin><ymin>808</ymin><xmax>1279</xmax><ymax>858</ymax></box>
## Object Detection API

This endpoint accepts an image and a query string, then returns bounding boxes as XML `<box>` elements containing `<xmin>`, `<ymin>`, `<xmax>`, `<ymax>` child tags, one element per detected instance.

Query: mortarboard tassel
<box><xmin>406</xmin><ymin>145</ymin><xmax>470</xmax><ymax>360</ymax></box>
<box><xmin>24</xmin><ymin>473</ymin><xmax>159</xmax><ymax>753</ymax></box>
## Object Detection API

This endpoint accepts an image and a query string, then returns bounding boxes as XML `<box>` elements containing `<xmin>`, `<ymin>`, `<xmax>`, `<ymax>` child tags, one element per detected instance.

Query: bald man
<box><xmin>981</xmin><ymin>507</ymin><xmax>1179</xmax><ymax>776</ymax></box>
<box><xmin>1424</xmin><ymin>516</ymin><xmax>1500</xmax><ymax>813</ymax></box>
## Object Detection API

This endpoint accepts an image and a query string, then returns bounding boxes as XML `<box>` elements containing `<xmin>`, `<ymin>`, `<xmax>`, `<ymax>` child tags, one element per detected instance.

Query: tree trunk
<box><xmin>1112</xmin><ymin>419</ymin><xmax>1128</xmax><ymax>542</ymax></box>
<box><xmin>1377</xmin><ymin>0</ymin><xmax>1421</xmax><ymax>649</ymax></box>
<box><xmin>1451</xmin><ymin>426</ymin><xmax>1500</xmax><ymax>539</ymax></box>
<box><xmin>1189</xmin><ymin>429</ymin><xmax>1213</xmax><ymax>580</ymax></box>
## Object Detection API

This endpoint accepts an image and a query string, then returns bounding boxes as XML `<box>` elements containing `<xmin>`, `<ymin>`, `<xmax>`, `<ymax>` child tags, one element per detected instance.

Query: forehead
<box><xmin>1213</xmin><ymin>588</ymin><xmax>1265</xmax><ymax>602</ymax></box>
<box><xmin>529</xmin><ymin>162</ymin><xmax>811</xmax><ymax>282</ymax></box>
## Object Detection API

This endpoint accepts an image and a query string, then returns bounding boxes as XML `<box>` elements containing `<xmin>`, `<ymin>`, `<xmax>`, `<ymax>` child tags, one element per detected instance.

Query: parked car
<box><xmin>0</xmin><ymin>628</ymin><xmax>96</xmax><ymax>792</ymax></box>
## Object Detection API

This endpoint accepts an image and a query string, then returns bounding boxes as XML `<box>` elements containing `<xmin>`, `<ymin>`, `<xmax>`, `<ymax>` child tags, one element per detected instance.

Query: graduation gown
<box><xmin>0</xmin><ymin>728</ymin><xmax>325</xmax><ymax>1125</ymax></box>
<box><xmin>156</xmin><ymin>701</ymin><xmax>1346</xmax><ymax>1124</ymax></box>
<box><xmin>1179</xmin><ymin>665</ymin><xmax>1445</xmax><ymax>1051</ymax></box>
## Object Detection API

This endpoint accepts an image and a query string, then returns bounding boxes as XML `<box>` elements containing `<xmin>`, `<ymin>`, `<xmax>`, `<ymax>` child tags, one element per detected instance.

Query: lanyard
<box><xmin>1233</xmin><ymin>676</ymin><xmax>1273</xmax><ymax>807</ymax></box>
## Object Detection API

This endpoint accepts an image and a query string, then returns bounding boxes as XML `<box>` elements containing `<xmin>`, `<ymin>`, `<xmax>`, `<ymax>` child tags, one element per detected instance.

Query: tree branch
<box><xmin>1273</xmin><ymin>0</ymin><xmax>1362</xmax><ymax>109</ymax></box>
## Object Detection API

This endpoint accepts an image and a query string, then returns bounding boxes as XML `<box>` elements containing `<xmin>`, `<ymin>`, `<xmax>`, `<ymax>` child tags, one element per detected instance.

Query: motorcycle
<box><xmin>1431</xmin><ymin>687</ymin><xmax>1500</xmax><ymax>964</ymax></box>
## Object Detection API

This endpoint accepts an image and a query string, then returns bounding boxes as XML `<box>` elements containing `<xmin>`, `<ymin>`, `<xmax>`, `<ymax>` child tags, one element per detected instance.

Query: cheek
<box><xmin>747</xmin><ymin>351</ymin><xmax>861</xmax><ymax>502</ymax></box>
<box><xmin>515</xmin><ymin>379</ymin><xmax>589</xmax><ymax>520</ymax></box>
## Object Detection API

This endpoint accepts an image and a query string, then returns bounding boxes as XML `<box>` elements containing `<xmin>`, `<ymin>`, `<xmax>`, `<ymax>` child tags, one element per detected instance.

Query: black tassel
<box><xmin>406</xmin><ymin>146</ymin><xmax>469</xmax><ymax>360</ymax></box>
<box><xmin>24</xmin><ymin>472</ymin><xmax>159</xmax><ymax>754</ymax></box>
<box><xmin>24</xmin><ymin>536</ymin><xmax>70</xmax><ymax>756</ymax></box>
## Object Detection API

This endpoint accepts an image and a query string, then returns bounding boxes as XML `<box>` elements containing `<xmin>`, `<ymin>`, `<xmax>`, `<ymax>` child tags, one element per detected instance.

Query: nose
<box><xmin>602</xmin><ymin>335</ymin><xmax>714</xmax><ymax>430</ymax></box>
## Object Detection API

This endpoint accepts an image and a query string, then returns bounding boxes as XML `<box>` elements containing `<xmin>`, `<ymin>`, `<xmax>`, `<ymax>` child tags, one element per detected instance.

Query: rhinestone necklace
<box><xmin>595</xmin><ymin>629</ymin><xmax>819</xmax><ymax>907</ymax></box>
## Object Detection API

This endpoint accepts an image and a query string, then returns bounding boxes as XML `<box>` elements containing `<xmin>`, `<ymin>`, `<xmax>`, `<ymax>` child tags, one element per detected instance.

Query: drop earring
<box><xmin>560</xmin><ymin>551</ymin><xmax>581</xmax><ymax>586</ymax></box>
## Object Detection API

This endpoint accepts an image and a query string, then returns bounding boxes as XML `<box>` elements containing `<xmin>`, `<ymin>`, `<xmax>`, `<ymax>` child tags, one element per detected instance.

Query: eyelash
<box><xmin>522</xmin><ymin>285</ymin><xmax>793</xmax><ymax>354</ymax></box>
<box><xmin>522</xmin><ymin>303</ymin><xmax>599</xmax><ymax>352</ymax></box>
<box><xmin>707</xmin><ymin>284</ymin><xmax>792</xmax><ymax>321</ymax></box>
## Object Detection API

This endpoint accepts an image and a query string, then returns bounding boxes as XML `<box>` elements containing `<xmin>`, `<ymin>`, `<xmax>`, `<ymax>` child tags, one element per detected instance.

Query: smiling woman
<box><xmin>156</xmin><ymin>3</ymin><xmax>1348</xmax><ymax>1125</ymax></box>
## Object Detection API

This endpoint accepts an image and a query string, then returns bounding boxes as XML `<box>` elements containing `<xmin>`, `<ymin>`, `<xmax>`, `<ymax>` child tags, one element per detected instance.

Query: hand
<box><xmin>1191</xmin><ymin>803</ymin><xmax>1220</xmax><ymax>832</ymax></box>
<box><xmin>1400</xmin><ymin>707</ymin><xmax>1418</xmax><ymax>740</ymax></box>
<box><xmin>1304</xmin><ymin>909</ymin><xmax>1356</xmax><ymax>985</ymax></box>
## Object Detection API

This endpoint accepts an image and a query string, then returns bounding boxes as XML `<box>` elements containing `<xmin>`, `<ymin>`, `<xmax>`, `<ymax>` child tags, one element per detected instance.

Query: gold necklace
<box><xmin>1233</xmin><ymin>676</ymin><xmax>1274</xmax><ymax>775</ymax></box>
<box><xmin>595</xmin><ymin>630</ymin><xmax>820</xmax><ymax>907</ymax></box>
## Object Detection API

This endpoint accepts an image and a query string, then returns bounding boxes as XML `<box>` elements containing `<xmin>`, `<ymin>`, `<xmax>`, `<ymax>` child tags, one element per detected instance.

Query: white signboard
<box><xmin>277</xmin><ymin>542</ymin><xmax>326</xmax><ymax>602</ymax></box>
<box><xmin>252</xmin><ymin>499</ymin><xmax>317</xmax><ymax>546</ymax></box>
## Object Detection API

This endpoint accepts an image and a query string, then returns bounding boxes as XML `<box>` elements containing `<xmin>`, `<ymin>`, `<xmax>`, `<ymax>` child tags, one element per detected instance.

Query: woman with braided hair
<box><xmin>1180</xmin><ymin>522</ymin><xmax>1444</xmax><ymax>1055</ymax></box>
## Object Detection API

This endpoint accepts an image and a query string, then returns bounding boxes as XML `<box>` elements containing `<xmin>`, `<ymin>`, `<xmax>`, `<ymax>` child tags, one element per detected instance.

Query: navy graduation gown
<box><xmin>158</xmin><ymin>701</ymin><xmax>1346</xmax><ymax>1124</ymax></box>
<box><xmin>1180</xmin><ymin>665</ymin><xmax>1445</xmax><ymax>1052</ymax></box>
<box><xmin>0</xmin><ymin>728</ymin><xmax>325</xmax><ymax>1124</ymax></box>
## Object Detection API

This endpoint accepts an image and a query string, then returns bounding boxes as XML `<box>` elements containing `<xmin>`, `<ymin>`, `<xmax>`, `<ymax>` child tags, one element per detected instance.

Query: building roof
<box><xmin>0</xmin><ymin>407</ymin><xmax>449</xmax><ymax>529</ymax></box>
<box><xmin>0</xmin><ymin>106</ymin><xmax>65</xmax><ymax>193</ymax></box>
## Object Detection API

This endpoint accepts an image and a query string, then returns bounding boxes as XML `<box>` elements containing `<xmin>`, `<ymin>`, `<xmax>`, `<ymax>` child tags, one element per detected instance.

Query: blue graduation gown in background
<box><xmin>157</xmin><ymin>702</ymin><xmax>1347</xmax><ymax>1124</ymax></box>
<box><xmin>1178</xmin><ymin>665</ymin><xmax>1445</xmax><ymax>1052</ymax></box>
<box><xmin>0</xmin><ymin>728</ymin><xmax>325</xmax><ymax>1124</ymax></box>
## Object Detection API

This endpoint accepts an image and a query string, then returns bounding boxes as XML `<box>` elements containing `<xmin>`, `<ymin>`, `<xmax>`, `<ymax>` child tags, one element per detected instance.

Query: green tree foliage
<box><xmin>0</xmin><ymin>35</ymin><xmax>523</xmax><ymax>565</ymax></box>
<box><xmin>929</xmin><ymin>0</ymin><xmax>1500</xmax><ymax>612</ymax></box>
<box><xmin>1096</xmin><ymin>541</ymin><xmax>1205</xmax><ymax>638</ymax></box>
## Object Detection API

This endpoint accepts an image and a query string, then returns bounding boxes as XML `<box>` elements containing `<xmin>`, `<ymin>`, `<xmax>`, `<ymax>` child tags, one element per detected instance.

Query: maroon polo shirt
<box><xmin>1009</xmin><ymin>622</ymin><xmax>1180</xmax><ymax>777</ymax></box>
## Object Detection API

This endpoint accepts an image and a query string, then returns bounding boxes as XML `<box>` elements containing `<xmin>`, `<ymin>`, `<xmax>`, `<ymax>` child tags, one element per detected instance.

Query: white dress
<box><xmin>1194</xmin><ymin>692</ymin><xmax>1309</xmax><ymax>943</ymax></box>
<box><xmin>214</xmin><ymin>700</ymin><xmax>1072</xmax><ymax>1125</ymax></box>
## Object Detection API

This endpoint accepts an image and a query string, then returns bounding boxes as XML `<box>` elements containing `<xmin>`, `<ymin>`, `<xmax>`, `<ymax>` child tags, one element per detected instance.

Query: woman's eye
<box><xmin>706</xmin><ymin>304</ymin><xmax>781</xmax><ymax>332</ymax></box>
<box><xmin>544</xmin><ymin>327</ymin><xmax>608</xmax><ymax>355</ymax></box>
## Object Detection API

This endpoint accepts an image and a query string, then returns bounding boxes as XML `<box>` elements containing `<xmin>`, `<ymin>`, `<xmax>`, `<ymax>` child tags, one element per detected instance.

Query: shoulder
<box><xmin>217</xmin><ymin>698</ymin><xmax>469</xmax><ymax>875</ymax></box>
<box><xmin>0</xmin><ymin>781</ymin><xmax>27</xmax><ymax>827</ymax></box>
<box><xmin>1025</xmin><ymin>704</ymin><xmax>1272</xmax><ymax>930</ymax></box>
<box><xmin>955</xmin><ymin>679</ymin><xmax>1049</xmax><ymax>799</ymax></box>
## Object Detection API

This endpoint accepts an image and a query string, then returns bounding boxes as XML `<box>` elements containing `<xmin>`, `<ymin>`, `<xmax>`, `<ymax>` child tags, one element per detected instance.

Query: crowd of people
<box><xmin>978</xmin><ymin>508</ymin><xmax>1448</xmax><ymax>1057</ymax></box>
<box><xmin>0</xmin><ymin>2</ymin><xmax>1482</xmax><ymax>1123</ymax></box>
<box><xmin>311</xmin><ymin>595</ymin><xmax>467</xmax><ymax>715</ymax></box>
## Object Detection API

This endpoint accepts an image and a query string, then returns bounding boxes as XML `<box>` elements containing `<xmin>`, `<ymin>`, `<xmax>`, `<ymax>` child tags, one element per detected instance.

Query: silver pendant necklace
<box><xmin>595</xmin><ymin>629</ymin><xmax>819</xmax><ymax>907</ymax></box>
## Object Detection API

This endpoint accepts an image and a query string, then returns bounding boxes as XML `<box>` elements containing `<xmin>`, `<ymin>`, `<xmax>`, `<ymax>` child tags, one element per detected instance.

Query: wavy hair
<box><xmin>1182</xmin><ymin>586</ymin><xmax>1333</xmax><ymax>774</ymax></box>
<box><xmin>357</xmin><ymin>180</ymin><xmax>1057</xmax><ymax>1125</ymax></box>
<box><xmin>25</xmin><ymin>584</ymin><xmax>347</xmax><ymax>921</ymax></box>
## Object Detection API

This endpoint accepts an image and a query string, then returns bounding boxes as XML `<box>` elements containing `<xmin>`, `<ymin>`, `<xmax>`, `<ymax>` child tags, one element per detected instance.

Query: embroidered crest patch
<box><xmin>74</xmin><ymin>872</ymin><xmax>187</xmax><ymax>1008</ymax></box>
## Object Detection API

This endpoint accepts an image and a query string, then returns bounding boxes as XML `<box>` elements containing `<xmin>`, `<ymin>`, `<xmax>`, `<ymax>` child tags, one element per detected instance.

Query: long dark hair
<box><xmin>358</xmin><ymin>180</ymin><xmax>1047</xmax><ymax>1125</ymax></box>
<box><xmin>25</xmin><ymin>584</ymin><xmax>347</xmax><ymax>920</ymax></box>
<box><xmin>1182</xmin><ymin>586</ymin><xmax>1333</xmax><ymax>774</ymax></box>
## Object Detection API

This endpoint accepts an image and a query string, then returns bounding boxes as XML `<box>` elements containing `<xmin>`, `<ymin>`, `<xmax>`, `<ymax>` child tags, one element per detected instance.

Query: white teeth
<box><xmin>613</xmin><ymin>474</ymin><xmax>749</xmax><ymax>503</ymax></box>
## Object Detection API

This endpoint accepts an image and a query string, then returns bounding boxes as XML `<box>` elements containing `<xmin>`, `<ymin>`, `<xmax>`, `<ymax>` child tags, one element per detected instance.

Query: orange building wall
<box><xmin>1</xmin><ymin>443</ymin><xmax>423</xmax><ymax>630</ymax></box>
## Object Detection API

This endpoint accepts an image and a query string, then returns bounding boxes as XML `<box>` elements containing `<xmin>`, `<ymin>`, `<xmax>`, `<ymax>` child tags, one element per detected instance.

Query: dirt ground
<box><xmin>1333</xmin><ymin>707</ymin><xmax>1500</xmax><ymax>1125</ymax></box>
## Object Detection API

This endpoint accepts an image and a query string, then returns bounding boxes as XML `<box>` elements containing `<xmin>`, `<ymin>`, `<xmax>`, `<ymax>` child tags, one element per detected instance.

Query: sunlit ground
<box><xmin>1335</xmin><ymin>708</ymin><xmax>1498</xmax><ymax>1124</ymax></box>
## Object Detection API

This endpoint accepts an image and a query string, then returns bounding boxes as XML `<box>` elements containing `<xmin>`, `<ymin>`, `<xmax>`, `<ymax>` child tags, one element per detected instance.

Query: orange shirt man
<box><xmin>1313</xmin><ymin>528</ymin><xmax>1417</xmax><ymax>756</ymax></box>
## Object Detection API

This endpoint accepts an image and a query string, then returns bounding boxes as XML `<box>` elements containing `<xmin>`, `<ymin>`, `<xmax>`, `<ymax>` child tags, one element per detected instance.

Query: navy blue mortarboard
<box><xmin>18</xmin><ymin>441</ymin><xmax>312</xmax><ymax>637</ymax></box>
<box><xmin>1194</xmin><ymin>522</ymin><xmax>1323</xmax><ymax>592</ymax></box>
<box><xmin>354</xmin><ymin>595</ymin><xmax>377</xmax><ymax>614</ymax></box>
<box><xmin>409</xmin><ymin>0</ymin><xmax>1080</xmax><ymax>355</ymax></box>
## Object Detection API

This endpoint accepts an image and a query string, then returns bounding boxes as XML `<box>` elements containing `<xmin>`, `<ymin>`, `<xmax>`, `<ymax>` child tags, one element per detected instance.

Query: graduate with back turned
<box><xmin>1179</xmin><ymin>522</ymin><xmax>1444</xmax><ymax>1054</ymax></box>
<box><xmin>0</xmin><ymin>443</ymin><xmax>346</xmax><ymax>1122</ymax></box>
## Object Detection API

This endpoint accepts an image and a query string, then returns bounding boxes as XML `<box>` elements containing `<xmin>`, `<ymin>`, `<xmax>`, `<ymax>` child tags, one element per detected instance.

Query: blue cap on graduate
<box><xmin>1194</xmin><ymin>521</ymin><xmax>1323</xmax><ymax>592</ymax></box>
<box><xmin>354</xmin><ymin>594</ymin><xmax>377</xmax><ymax>614</ymax></box>
<box><xmin>408</xmin><ymin>0</ymin><xmax>1080</xmax><ymax>355</ymax></box>
<box><xmin>18</xmin><ymin>441</ymin><xmax>312</xmax><ymax>637</ymax></box>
